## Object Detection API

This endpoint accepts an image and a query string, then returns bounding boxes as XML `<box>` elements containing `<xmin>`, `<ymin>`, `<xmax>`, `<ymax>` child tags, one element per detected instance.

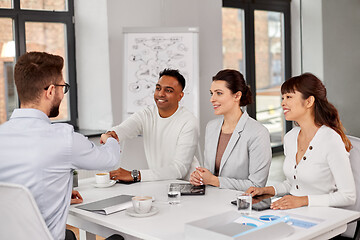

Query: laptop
<box><xmin>170</xmin><ymin>183</ymin><xmax>205</xmax><ymax>195</ymax></box>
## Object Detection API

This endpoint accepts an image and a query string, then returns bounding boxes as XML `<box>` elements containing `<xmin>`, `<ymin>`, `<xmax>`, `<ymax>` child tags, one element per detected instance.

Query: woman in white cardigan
<box><xmin>246</xmin><ymin>73</ymin><xmax>356</xmax><ymax>209</ymax></box>
<box><xmin>189</xmin><ymin>69</ymin><xmax>272</xmax><ymax>191</ymax></box>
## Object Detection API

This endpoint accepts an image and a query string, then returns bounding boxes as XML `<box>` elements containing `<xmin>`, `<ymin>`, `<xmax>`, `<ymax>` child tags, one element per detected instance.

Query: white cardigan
<box><xmin>273</xmin><ymin>125</ymin><xmax>356</xmax><ymax>207</ymax></box>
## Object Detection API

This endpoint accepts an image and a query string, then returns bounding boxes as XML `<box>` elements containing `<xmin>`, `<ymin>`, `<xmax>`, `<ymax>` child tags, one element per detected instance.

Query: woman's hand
<box><xmin>270</xmin><ymin>195</ymin><xmax>308</xmax><ymax>210</ymax></box>
<box><xmin>189</xmin><ymin>169</ymin><xmax>202</xmax><ymax>186</ymax></box>
<box><xmin>190</xmin><ymin>167</ymin><xmax>220</xmax><ymax>187</ymax></box>
<box><xmin>197</xmin><ymin>167</ymin><xmax>220</xmax><ymax>187</ymax></box>
<box><xmin>246</xmin><ymin>186</ymin><xmax>275</xmax><ymax>197</ymax></box>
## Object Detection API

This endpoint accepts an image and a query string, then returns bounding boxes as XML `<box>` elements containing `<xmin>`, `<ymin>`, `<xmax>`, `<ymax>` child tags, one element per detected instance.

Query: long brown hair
<box><xmin>281</xmin><ymin>73</ymin><xmax>352</xmax><ymax>152</ymax></box>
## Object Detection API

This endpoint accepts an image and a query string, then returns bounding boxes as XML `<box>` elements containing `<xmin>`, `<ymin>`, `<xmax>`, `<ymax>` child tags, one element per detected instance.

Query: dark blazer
<box><xmin>204</xmin><ymin>111</ymin><xmax>272</xmax><ymax>191</ymax></box>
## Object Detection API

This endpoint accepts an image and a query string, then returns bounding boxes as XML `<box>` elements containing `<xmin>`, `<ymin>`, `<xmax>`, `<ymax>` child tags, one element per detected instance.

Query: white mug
<box><xmin>132</xmin><ymin>196</ymin><xmax>152</xmax><ymax>214</ymax></box>
<box><xmin>95</xmin><ymin>172</ymin><xmax>110</xmax><ymax>185</ymax></box>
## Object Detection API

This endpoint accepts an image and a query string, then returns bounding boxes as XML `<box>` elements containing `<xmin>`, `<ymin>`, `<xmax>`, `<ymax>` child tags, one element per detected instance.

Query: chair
<box><xmin>0</xmin><ymin>182</ymin><xmax>53</xmax><ymax>240</ymax></box>
<box><xmin>342</xmin><ymin>136</ymin><xmax>360</xmax><ymax>239</ymax></box>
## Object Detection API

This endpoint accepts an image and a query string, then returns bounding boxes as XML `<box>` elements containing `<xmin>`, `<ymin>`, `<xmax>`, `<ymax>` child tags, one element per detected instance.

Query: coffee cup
<box><xmin>132</xmin><ymin>196</ymin><xmax>152</xmax><ymax>214</ymax></box>
<box><xmin>95</xmin><ymin>172</ymin><xmax>110</xmax><ymax>185</ymax></box>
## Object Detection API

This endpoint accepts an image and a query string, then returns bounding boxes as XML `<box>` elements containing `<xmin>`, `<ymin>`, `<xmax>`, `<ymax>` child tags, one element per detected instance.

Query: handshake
<box><xmin>100</xmin><ymin>131</ymin><xmax>119</xmax><ymax>144</ymax></box>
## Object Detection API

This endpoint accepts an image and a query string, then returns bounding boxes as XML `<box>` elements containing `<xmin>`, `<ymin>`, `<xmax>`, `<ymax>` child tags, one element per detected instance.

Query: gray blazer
<box><xmin>204</xmin><ymin>111</ymin><xmax>272</xmax><ymax>191</ymax></box>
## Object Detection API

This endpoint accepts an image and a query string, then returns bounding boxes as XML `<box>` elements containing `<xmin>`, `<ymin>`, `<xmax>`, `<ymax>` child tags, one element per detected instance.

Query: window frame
<box><xmin>223</xmin><ymin>0</ymin><xmax>292</xmax><ymax>153</ymax></box>
<box><xmin>0</xmin><ymin>0</ymin><xmax>78</xmax><ymax>127</ymax></box>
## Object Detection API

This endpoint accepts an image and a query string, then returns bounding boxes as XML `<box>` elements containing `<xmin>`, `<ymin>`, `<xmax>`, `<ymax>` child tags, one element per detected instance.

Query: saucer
<box><xmin>126</xmin><ymin>206</ymin><xmax>159</xmax><ymax>218</ymax></box>
<box><xmin>93</xmin><ymin>180</ymin><xmax>116</xmax><ymax>188</ymax></box>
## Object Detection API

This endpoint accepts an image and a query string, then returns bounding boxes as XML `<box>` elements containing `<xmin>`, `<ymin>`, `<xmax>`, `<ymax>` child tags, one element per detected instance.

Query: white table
<box><xmin>68</xmin><ymin>178</ymin><xmax>360</xmax><ymax>240</ymax></box>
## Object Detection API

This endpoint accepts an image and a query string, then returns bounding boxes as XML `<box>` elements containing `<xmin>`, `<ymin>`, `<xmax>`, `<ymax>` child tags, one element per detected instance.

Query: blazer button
<box><xmin>309</xmin><ymin>146</ymin><xmax>313</xmax><ymax>150</ymax></box>
<box><xmin>294</xmin><ymin>165</ymin><xmax>297</xmax><ymax>169</ymax></box>
<box><xmin>303</xmin><ymin>156</ymin><xmax>306</xmax><ymax>160</ymax></box>
<box><xmin>296</xmin><ymin>185</ymin><xmax>299</xmax><ymax>189</ymax></box>
<box><xmin>294</xmin><ymin>175</ymin><xmax>296</xmax><ymax>179</ymax></box>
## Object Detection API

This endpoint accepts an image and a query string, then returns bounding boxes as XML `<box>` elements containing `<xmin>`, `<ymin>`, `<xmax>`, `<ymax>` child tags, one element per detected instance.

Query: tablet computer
<box><xmin>170</xmin><ymin>183</ymin><xmax>205</xmax><ymax>195</ymax></box>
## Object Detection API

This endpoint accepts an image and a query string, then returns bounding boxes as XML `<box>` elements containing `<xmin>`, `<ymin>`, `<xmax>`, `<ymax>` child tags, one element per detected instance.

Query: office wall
<box><xmin>74</xmin><ymin>0</ymin><xmax>222</xmax><ymax>170</ymax></box>
<box><xmin>292</xmin><ymin>0</ymin><xmax>360</xmax><ymax>137</ymax></box>
<box><xmin>106</xmin><ymin>0</ymin><xmax>223</xmax><ymax>163</ymax></box>
<box><xmin>301</xmin><ymin>0</ymin><xmax>324</xmax><ymax>80</ymax></box>
<box><xmin>74</xmin><ymin>0</ymin><xmax>113</xmax><ymax>130</ymax></box>
<box><xmin>322</xmin><ymin>0</ymin><xmax>360</xmax><ymax>137</ymax></box>
<box><xmin>75</xmin><ymin>0</ymin><xmax>360</xmax><ymax>170</ymax></box>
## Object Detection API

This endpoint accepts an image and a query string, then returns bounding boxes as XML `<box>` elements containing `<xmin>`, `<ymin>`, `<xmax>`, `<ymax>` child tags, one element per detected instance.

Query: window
<box><xmin>222</xmin><ymin>0</ymin><xmax>291</xmax><ymax>152</ymax></box>
<box><xmin>0</xmin><ymin>0</ymin><xmax>77</xmax><ymax>126</ymax></box>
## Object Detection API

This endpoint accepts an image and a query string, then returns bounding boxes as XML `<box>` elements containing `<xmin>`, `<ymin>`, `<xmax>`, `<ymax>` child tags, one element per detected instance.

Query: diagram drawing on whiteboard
<box><xmin>123</xmin><ymin>28</ymin><xmax>199</xmax><ymax>119</ymax></box>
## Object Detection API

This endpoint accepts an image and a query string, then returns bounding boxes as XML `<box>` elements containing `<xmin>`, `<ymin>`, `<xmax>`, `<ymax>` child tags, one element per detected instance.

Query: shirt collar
<box><xmin>10</xmin><ymin>108</ymin><xmax>51</xmax><ymax>124</ymax></box>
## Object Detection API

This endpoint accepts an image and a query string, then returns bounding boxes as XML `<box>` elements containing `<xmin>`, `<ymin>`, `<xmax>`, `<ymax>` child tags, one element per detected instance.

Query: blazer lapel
<box><xmin>219</xmin><ymin>111</ymin><xmax>249</xmax><ymax>174</ymax></box>
<box><xmin>208</xmin><ymin>118</ymin><xmax>223</xmax><ymax>173</ymax></box>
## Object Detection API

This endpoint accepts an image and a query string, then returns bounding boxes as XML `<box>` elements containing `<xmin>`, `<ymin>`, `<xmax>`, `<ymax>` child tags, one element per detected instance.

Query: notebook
<box><xmin>170</xmin><ymin>183</ymin><xmax>205</xmax><ymax>195</ymax></box>
<box><xmin>76</xmin><ymin>194</ymin><xmax>133</xmax><ymax>215</ymax></box>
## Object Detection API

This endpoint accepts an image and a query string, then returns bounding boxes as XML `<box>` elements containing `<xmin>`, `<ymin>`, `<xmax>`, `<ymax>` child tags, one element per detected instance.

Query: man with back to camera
<box><xmin>106</xmin><ymin>69</ymin><xmax>199</xmax><ymax>183</ymax></box>
<box><xmin>0</xmin><ymin>52</ymin><xmax>122</xmax><ymax>240</ymax></box>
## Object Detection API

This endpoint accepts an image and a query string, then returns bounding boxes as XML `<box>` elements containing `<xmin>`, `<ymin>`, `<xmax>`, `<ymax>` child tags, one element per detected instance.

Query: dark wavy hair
<box><xmin>212</xmin><ymin>69</ymin><xmax>253</xmax><ymax>106</ymax></box>
<box><xmin>281</xmin><ymin>73</ymin><xmax>351</xmax><ymax>152</ymax></box>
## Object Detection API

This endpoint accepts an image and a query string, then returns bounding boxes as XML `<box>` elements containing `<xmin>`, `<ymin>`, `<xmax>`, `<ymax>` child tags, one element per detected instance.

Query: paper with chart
<box><xmin>239</xmin><ymin>210</ymin><xmax>324</xmax><ymax>229</ymax></box>
<box><xmin>123</xmin><ymin>28</ymin><xmax>199</xmax><ymax>118</ymax></box>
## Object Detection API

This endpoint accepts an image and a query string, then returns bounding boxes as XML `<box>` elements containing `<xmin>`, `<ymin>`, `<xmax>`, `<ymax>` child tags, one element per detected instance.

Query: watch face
<box><xmin>131</xmin><ymin>170</ymin><xmax>139</xmax><ymax>180</ymax></box>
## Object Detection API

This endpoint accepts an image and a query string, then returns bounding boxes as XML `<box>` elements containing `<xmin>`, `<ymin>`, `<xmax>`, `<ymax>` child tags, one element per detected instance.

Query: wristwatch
<box><xmin>131</xmin><ymin>169</ymin><xmax>140</xmax><ymax>182</ymax></box>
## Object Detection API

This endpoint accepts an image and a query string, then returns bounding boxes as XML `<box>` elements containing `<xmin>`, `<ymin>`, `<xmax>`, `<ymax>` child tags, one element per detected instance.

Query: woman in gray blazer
<box><xmin>190</xmin><ymin>69</ymin><xmax>272</xmax><ymax>191</ymax></box>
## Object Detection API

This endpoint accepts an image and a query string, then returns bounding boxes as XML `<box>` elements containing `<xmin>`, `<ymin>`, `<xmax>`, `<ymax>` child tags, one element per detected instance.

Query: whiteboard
<box><xmin>123</xmin><ymin>27</ymin><xmax>199</xmax><ymax>120</ymax></box>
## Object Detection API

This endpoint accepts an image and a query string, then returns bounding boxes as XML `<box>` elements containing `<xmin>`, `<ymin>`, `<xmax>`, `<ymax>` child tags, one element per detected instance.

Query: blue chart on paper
<box><xmin>241</xmin><ymin>223</ymin><xmax>258</xmax><ymax>227</ymax></box>
<box><xmin>259</xmin><ymin>215</ymin><xmax>280</xmax><ymax>221</ymax></box>
<box><xmin>259</xmin><ymin>215</ymin><xmax>317</xmax><ymax>229</ymax></box>
<box><xmin>288</xmin><ymin>218</ymin><xmax>317</xmax><ymax>229</ymax></box>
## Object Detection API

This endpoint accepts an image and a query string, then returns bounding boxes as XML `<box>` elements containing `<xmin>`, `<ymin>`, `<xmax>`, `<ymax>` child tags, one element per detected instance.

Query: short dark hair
<box><xmin>159</xmin><ymin>68</ymin><xmax>186</xmax><ymax>90</ymax></box>
<box><xmin>212</xmin><ymin>69</ymin><xmax>253</xmax><ymax>106</ymax></box>
<box><xmin>14</xmin><ymin>51</ymin><xmax>64</xmax><ymax>105</ymax></box>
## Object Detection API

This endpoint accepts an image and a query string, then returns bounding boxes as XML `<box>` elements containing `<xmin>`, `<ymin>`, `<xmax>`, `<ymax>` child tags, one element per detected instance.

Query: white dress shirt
<box><xmin>273</xmin><ymin>125</ymin><xmax>356</xmax><ymax>207</ymax></box>
<box><xmin>0</xmin><ymin>109</ymin><xmax>120</xmax><ymax>240</ymax></box>
<box><xmin>111</xmin><ymin>105</ymin><xmax>199</xmax><ymax>181</ymax></box>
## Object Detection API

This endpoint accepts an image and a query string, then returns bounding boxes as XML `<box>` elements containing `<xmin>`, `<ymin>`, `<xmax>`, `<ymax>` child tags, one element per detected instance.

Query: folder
<box><xmin>76</xmin><ymin>195</ymin><xmax>133</xmax><ymax>215</ymax></box>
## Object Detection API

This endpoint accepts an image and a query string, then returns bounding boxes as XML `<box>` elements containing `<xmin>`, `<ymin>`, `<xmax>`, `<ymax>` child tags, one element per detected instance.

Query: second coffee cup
<box><xmin>132</xmin><ymin>196</ymin><xmax>152</xmax><ymax>214</ymax></box>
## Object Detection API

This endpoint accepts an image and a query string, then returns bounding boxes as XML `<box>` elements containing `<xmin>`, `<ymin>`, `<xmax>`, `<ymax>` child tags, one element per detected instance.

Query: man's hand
<box><xmin>100</xmin><ymin>131</ymin><xmax>119</xmax><ymax>144</ymax></box>
<box><xmin>110</xmin><ymin>168</ymin><xmax>136</xmax><ymax>182</ymax></box>
<box><xmin>70</xmin><ymin>190</ymin><xmax>83</xmax><ymax>205</ymax></box>
<box><xmin>270</xmin><ymin>195</ymin><xmax>308</xmax><ymax>210</ymax></box>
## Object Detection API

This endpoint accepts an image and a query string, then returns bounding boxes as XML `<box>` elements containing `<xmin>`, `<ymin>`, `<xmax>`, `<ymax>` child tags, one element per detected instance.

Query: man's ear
<box><xmin>178</xmin><ymin>91</ymin><xmax>184</xmax><ymax>101</ymax></box>
<box><xmin>44</xmin><ymin>85</ymin><xmax>55</xmax><ymax>100</ymax></box>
